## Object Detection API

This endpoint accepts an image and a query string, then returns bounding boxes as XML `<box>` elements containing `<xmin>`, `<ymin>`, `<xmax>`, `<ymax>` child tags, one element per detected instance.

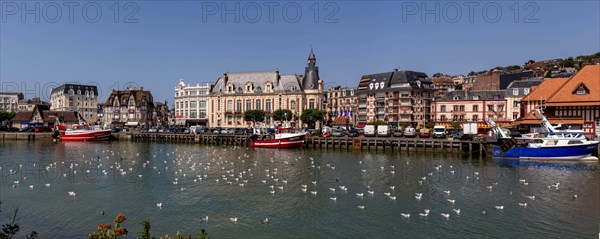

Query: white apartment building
<box><xmin>0</xmin><ymin>92</ymin><xmax>24</xmax><ymax>112</ymax></box>
<box><xmin>174</xmin><ymin>79</ymin><xmax>212</xmax><ymax>127</ymax></box>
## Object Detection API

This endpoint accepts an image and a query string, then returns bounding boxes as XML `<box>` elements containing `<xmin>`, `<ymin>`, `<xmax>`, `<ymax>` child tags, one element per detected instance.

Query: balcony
<box><xmin>400</xmin><ymin>110</ymin><xmax>413</xmax><ymax>114</ymax></box>
<box><xmin>400</xmin><ymin>102</ymin><xmax>412</xmax><ymax>106</ymax></box>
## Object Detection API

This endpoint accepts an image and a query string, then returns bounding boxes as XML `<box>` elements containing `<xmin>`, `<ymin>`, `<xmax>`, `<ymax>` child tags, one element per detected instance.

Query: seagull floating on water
<box><xmin>261</xmin><ymin>218</ymin><xmax>269</xmax><ymax>224</ymax></box>
<box><xmin>230</xmin><ymin>217</ymin><xmax>238</xmax><ymax>223</ymax></box>
<box><xmin>441</xmin><ymin>213</ymin><xmax>450</xmax><ymax>219</ymax></box>
<box><xmin>495</xmin><ymin>205</ymin><xmax>504</xmax><ymax>210</ymax></box>
<box><xmin>401</xmin><ymin>213</ymin><xmax>410</xmax><ymax>218</ymax></box>
<box><xmin>518</xmin><ymin>203</ymin><xmax>527</xmax><ymax>207</ymax></box>
<box><xmin>156</xmin><ymin>202</ymin><xmax>162</xmax><ymax>208</ymax></box>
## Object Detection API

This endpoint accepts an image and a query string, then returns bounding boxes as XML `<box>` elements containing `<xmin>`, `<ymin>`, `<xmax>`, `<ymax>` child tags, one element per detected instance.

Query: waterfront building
<box><xmin>515</xmin><ymin>65</ymin><xmax>600</xmax><ymax>138</ymax></box>
<box><xmin>155</xmin><ymin>101</ymin><xmax>171</xmax><ymax>127</ymax></box>
<box><xmin>431</xmin><ymin>90</ymin><xmax>508</xmax><ymax>132</ymax></box>
<box><xmin>208</xmin><ymin>49</ymin><xmax>324</xmax><ymax>128</ymax></box>
<box><xmin>173</xmin><ymin>80</ymin><xmax>212</xmax><ymax>127</ymax></box>
<box><xmin>432</xmin><ymin>76</ymin><xmax>455</xmax><ymax>98</ymax></box>
<box><xmin>356</xmin><ymin>69</ymin><xmax>433</xmax><ymax>127</ymax></box>
<box><xmin>325</xmin><ymin>86</ymin><xmax>358</xmax><ymax>125</ymax></box>
<box><xmin>0</xmin><ymin>92</ymin><xmax>24</xmax><ymax>112</ymax></box>
<box><xmin>504</xmin><ymin>78</ymin><xmax>543</xmax><ymax>121</ymax></box>
<box><xmin>472</xmin><ymin>71</ymin><xmax>534</xmax><ymax>91</ymax></box>
<box><xmin>17</xmin><ymin>97</ymin><xmax>49</xmax><ymax>112</ymax></box>
<box><xmin>50</xmin><ymin>84</ymin><xmax>99</xmax><ymax>123</ymax></box>
<box><xmin>102</xmin><ymin>87</ymin><xmax>156</xmax><ymax>128</ymax></box>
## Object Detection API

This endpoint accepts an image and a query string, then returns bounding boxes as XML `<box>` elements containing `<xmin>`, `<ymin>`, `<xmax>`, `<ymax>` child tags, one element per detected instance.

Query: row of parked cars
<box><xmin>363</xmin><ymin>125</ymin><xmax>451</xmax><ymax>138</ymax></box>
<box><xmin>141</xmin><ymin>126</ymin><xmax>254</xmax><ymax>135</ymax></box>
<box><xmin>0</xmin><ymin>125</ymin><xmax>53</xmax><ymax>132</ymax></box>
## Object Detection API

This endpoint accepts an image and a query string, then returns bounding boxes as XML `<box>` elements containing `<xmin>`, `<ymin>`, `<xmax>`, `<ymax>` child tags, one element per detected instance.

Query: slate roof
<box><xmin>357</xmin><ymin>70</ymin><xmax>431</xmax><ymax>93</ymax></box>
<box><xmin>499</xmin><ymin>71</ymin><xmax>535</xmax><ymax>89</ymax></box>
<box><xmin>505</xmin><ymin>78</ymin><xmax>544</xmax><ymax>97</ymax></box>
<box><xmin>51</xmin><ymin>84</ymin><xmax>98</xmax><ymax>96</ymax></box>
<box><xmin>440</xmin><ymin>90</ymin><xmax>505</xmax><ymax>101</ymax></box>
<box><xmin>42</xmin><ymin>111</ymin><xmax>80</xmax><ymax>123</ymax></box>
<box><xmin>104</xmin><ymin>89</ymin><xmax>155</xmax><ymax>107</ymax></box>
<box><xmin>211</xmin><ymin>71</ymin><xmax>303</xmax><ymax>94</ymax></box>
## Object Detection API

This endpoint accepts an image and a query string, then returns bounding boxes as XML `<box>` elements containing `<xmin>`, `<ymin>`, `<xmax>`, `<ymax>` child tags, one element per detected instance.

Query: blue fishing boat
<box><xmin>489</xmin><ymin>109</ymin><xmax>599</xmax><ymax>161</ymax></box>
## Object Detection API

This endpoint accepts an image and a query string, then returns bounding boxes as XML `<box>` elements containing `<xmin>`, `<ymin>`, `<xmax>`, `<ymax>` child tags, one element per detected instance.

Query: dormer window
<box><xmin>227</xmin><ymin>84</ymin><xmax>235</xmax><ymax>93</ymax></box>
<box><xmin>524</xmin><ymin>88</ymin><xmax>530</xmax><ymax>95</ymax></box>
<box><xmin>574</xmin><ymin>84</ymin><xmax>588</xmax><ymax>96</ymax></box>
<box><xmin>453</xmin><ymin>96</ymin><xmax>461</xmax><ymax>100</ymax></box>
<box><xmin>245</xmin><ymin>83</ymin><xmax>254</xmax><ymax>93</ymax></box>
<box><xmin>473</xmin><ymin>95</ymin><xmax>480</xmax><ymax>100</ymax></box>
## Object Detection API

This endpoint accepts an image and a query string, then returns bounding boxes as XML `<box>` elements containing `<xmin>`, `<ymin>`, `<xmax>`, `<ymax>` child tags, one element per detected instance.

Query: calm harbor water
<box><xmin>1</xmin><ymin>140</ymin><xmax>599</xmax><ymax>238</ymax></box>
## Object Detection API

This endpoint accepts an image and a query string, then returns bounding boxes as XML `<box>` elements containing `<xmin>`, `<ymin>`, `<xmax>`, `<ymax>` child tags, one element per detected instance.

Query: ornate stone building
<box><xmin>50</xmin><ymin>84</ymin><xmax>99</xmax><ymax>123</ymax></box>
<box><xmin>208</xmin><ymin>49</ymin><xmax>324</xmax><ymax>128</ymax></box>
<box><xmin>103</xmin><ymin>87</ymin><xmax>156</xmax><ymax>127</ymax></box>
<box><xmin>0</xmin><ymin>92</ymin><xmax>24</xmax><ymax>112</ymax></box>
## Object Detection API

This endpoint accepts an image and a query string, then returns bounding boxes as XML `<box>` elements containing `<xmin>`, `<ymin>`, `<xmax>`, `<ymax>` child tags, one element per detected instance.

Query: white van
<box><xmin>433</xmin><ymin>125</ymin><xmax>446</xmax><ymax>138</ymax></box>
<box><xmin>377</xmin><ymin>125</ymin><xmax>391</xmax><ymax>137</ymax></box>
<box><xmin>364</xmin><ymin>125</ymin><xmax>376</xmax><ymax>137</ymax></box>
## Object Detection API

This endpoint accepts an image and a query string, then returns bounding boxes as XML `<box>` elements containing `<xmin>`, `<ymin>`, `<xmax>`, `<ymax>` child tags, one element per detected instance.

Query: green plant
<box><xmin>271</xmin><ymin>109</ymin><xmax>293</xmax><ymax>125</ymax></box>
<box><xmin>368</xmin><ymin>120</ymin><xmax>388</xmax><ymax>126</ymax></box>
<box><xmin>300</xmin><ymin>109</ymin><xmax>323</xmax><ymax>129</ymax></box>
<box><xmin>450</xmin><ymin>121</ymin><xmax>462</xmax><ymax>131</ymax></box>
<box><xmin>425</xmin><ymin>122</ymin><xmax>435</xmax><ymax>129</ymax></box>
<box><xmin>88</xmin><ymin>213</ymin><xmax>128</xmax><ymax>239</ymax></box>
<box><xmin>243</xmin><ymin>110</ymin><xmax>266</xmax><ymax>127</ymax></box>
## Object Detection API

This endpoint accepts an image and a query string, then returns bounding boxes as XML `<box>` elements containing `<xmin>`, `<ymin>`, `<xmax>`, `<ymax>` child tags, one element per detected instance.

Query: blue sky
<box><xmin>1</xmin><ymin>1</ymin><xmax>599</xmax><ymax>104</ymax></box>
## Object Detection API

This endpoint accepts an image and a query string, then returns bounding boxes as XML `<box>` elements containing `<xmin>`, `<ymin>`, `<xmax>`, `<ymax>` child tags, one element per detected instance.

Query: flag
<box><xmin>350</xmin><ymin>110</ymin><xmax>353</xmax><ymax>117</ymax></box>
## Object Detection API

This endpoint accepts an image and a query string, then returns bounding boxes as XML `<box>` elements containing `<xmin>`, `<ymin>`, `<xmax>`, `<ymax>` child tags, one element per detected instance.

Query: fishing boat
<box><xmin>249</xmin><ymin>127</ymin><xmax>307</xmax><ymax>148</ymax></box>
<box><xmin>50</xmin><ymin>115</ymin><xmax>113</xmax><ymax>141</ymax></box>
<box><xmin>489</xmin><ymin>109</ymin><xmax>599</xmax><ymax>161</ymax></box>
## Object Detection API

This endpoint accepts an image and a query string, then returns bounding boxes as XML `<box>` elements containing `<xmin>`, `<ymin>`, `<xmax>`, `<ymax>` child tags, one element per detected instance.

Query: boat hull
<box><xmin>250</xmin><ymin>135</ymin><xmax>306</xmax><ymax>148</ymax></box>
<box><xmin>59</xmin><ymin>130</ymin><xmax>113</xmax><ymax>141</ymax></box>
<box><xmin>493</xmin><ymin>142</ymin><xmax>599</xmax><ymax>161</ymax></box>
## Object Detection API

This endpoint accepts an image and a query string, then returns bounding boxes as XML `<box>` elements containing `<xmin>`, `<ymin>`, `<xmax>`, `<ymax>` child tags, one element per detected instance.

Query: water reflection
<box><xmin>0</xmin><ymin>141</ymin><xmax>598</xmax><ymax>238</ymax></box>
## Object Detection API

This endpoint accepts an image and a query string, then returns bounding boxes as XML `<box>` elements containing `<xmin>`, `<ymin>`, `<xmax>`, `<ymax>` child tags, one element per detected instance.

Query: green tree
<box><xmin>300</xmin><ymin>109</ymin><xmax>323</xmax><ymax>129</ymax></box>
<box><xmin>398</xmin><ymin>121</ymin><xmax>411</xmax><ymax>128</ymax></box>
<box><xmin>368</xmin><ymin>120</ymin><xmax>388</xmax><ymax>126</ymax></box>
<box><xmin>271</xmin><ymin>109</ymin><xmax>293</xmax><ymax>125</ymax></box>
<box><xmin>450</xmin><ymin>121</ymin><xmax>462</xmax><ymax>131</ymax></box>
<box><xmin>544</xmin><ymin>71</ymin><xmax>552</xmax><ymax>78</ymax></box>
<box><xmin>243</xmin><ymin>110</ymin><xmax>266</xmax><ymax>127</ymax></box>
<box><xmin>0</xmin><ymin>111</ymin><xmax>17</xmax><ymax>123</ymax></box>
<box><xmin>425</xmin><ymin>122</ymin><xmax>435</xmax><ymax>129</ymax></box>
<box><xmin>562</xmin><ymin>57</ymin><xmax>575</xmax><ymax>68</ymax></box>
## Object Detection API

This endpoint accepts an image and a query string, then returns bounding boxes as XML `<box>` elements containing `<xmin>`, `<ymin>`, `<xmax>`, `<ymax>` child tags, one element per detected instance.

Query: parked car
<box><xmin>332</xmin><ymin>128</ymin><xmax>345</xmax><ymax>137</ymax></box>
<box><xmin>377</xmin><ymin>125</ymin><xmax>391</xmax><ymax>137</ymax></box>
<box><xmin>393</xmin><ymin>128</ymin><xmax>404</xmax><ymax>137</ymax></box>
<box><xmin>364</xmin><ymin>125</ymin><xmax>376</xmax><ymax>137</ymax></box>
<box><xmin>34</xmin><ymin>126</ymin><xmax>51</xmax><ymax>132</ymax></box>
<box><xmin>149</xmin><ymin>128</ymin><xmax>158</xmax><ymax>133</ymax></box>
<box><xmin>0</xmin><ymin>125</ymin><xmax>8</xmax><ymax>132</ymax></box>
<box><xmin>213</xmin><ymin>127</ymin><xmax>222</xmax><ymax>134</ymax></box>
<box><xmin>403</xmin><ymin>126</ymin><xmax>416</xmax><ymax>138</ymax></box>
<box><xmin>510</xmin><ymin>131</ymin><xmax>522</xmax><ymax>138</ymax></box>
<box><xmin>419</xmin><ymin>128</ymin><xmax>430</xmax><ymax>138</ymax></box>
<box><xmin>220</xmin><ymin>128</ymin><xmax>231</xmax><ymax>134</ymax></box>
<box><xmin>432</xmin><ymin>125</ymin><xmax>446</xmax><ymax>138</ymax></box>
<box><xmin>348</xmin><ymin>129</ymin><xmax>359</xmax><ymax>137</ymax></box>
<box><xmin>158</xmin><ymin>128</ymin><xmax>165</xmax><ymax>133</ymax></box>
<box><xmin>450</xmin><ymin>131</ymin><xmax>461</xmax><ymax>139</ymax></box>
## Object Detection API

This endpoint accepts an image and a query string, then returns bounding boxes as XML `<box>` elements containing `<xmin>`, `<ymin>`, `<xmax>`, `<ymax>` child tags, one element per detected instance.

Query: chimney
<box><xmin>140</xmin><ymin>86</ymin><xmax>144</xmax><ymax>91</ymax></box>
<box><xmin>223</xmin><ymin>72</ymin><xmax>229</xmax><ymax>86</ymax></box>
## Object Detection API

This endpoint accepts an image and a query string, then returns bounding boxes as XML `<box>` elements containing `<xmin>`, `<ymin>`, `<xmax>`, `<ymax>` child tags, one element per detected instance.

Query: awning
<box><xmin>125</xmin><ymin>122</ymin><xmax>139</xmax><ymax>126</ymax></box>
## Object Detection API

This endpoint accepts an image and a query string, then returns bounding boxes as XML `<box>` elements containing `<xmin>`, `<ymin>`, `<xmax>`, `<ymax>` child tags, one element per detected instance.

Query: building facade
<box><xmin>208</xmin><ymin>49</ymin><xmax>324</xmax><ymax>128</ymax></box>
<box><xmin>50</xmin><ymin>84</ymin><xmax>99</xmax><ymax>123</ymax></box>
<box><xmin>103</xmin><ymin>87</ymin><xmax>156</xmax><ymax>127</ymax></box>
<box><xmin>356</xmin><ymin>69</ymin><xmax>433</xmax><ymax>127</ymax></box>
<box><xmin>325</xmin><ymin>86</ymin><xmax>358</xmax><ymax>125</ymax></box>
<box><xmin>431</xmin><ymin>90</ymin><xmax>508</xmax><ymax>132</ymax></box>
<box><xmin>504</xmin><ymin>78</ymin><xmax>543</xmax><ymax>121</ymax></box>
<box><xmin>173</xmin><ymin>80</ymin><xmax>212</xmax><ymax>127</ymax></box>
<box><xmin>0</xmin><ymin>92</ymin><xmax>24</xmax><ymax>112</ymax></box>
